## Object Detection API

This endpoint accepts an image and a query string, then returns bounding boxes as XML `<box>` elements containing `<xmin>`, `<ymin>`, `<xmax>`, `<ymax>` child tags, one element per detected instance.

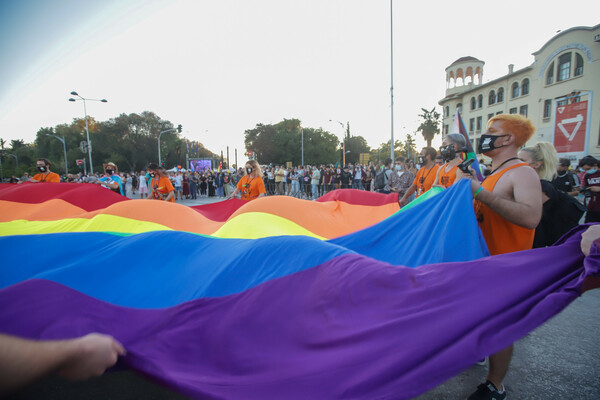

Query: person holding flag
<box><xmin>227</xmin><ymin>160</ymin><xmax>266</xmax><ymax>202</ymax></box>
<box><xmin>433</xmin><ymin>133</ymin><xmax>468</xmax><ymax>188</ymax></box>
<box><xmin>98</xmin><ymin>162</ymin><xmax>123</xmax><ymax>195</ymax></box>
<box><xmin>453</xmin><ymin>110</ymin><xmax>484</xmax><ymax>182</ymax></box>
<box><xmin>398</xmin><ymin>147</ymin><xmax>439</xmax><ymax>206</ymax></box>
<box><xmin>147</xmin><ymin>163</ymin><xmax>175</xmax><ymax>202</ymax></box>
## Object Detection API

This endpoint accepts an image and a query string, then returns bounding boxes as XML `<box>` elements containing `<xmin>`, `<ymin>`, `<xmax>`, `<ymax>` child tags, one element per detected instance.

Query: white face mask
<box><xmin>395</xmin><ymin>165</ymin><xmax>402</xmax><ymax>171</ymax></box>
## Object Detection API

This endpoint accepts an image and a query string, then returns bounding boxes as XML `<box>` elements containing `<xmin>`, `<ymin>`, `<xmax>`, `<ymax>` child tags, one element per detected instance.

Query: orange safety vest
<box><xmin>475</xmin><ymin>163</ymin><xmax>535</xmax><ymax>255</ymax></box>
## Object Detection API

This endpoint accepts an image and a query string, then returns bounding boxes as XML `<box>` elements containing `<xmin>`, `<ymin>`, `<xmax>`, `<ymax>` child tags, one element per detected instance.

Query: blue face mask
<box><xmin>395</xmin><ymin>165</ymin><xmax>402</xmax><ymax>171</ymax></box>
<box><xmin>587</xmin><ymin>169</ymin><xmax>598</xmax><ymax>175</ymax></box>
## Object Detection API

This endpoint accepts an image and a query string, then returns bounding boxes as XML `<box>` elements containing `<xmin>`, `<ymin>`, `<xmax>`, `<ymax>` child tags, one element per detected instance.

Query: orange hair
<box><xmin>488</xmin><ymin>114</ymin><xmax>535</xmax><ymax>147</ymax></box>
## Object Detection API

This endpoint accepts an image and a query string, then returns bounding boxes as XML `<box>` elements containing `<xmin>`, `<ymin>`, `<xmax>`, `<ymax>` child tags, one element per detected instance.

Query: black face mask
<box><xmin>37</xmin><ymin>166</ymin><xmax>47</xmax><ymax>172</ymax></box>
<box><xmin>440</xmin><ymin>144</ymin><xmax>457</xmax><ymax>163</ymax></box>
<box><xmin>478</xmin><ymin>134</ymin><xmax>510</xmax><ymax>154</ymax></box>
<box><xmin>246</xmin><ymin>167</ymin><xmax>253</xmax><ymax>175</ymax></box>
<box><xmin>106</xmin><ymin>170</ymin><xmax>114</xmax><ymax>175</ymax></box>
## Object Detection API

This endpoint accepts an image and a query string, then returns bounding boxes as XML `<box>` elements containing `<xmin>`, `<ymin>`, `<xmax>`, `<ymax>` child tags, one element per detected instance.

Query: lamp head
<box><xmin>68</xmin><ymin>98</ymin><xmax>76</xmax><ymax>102</ymax></box>
<box><xmin>101</xmin><ymin>99</ymin><xmax>107</xmax><ymax>103</ymax></box>
<box><xmin>70</xmin><ymin>91</ymin><xmax>78</xmax><ymax>96</ymax></box>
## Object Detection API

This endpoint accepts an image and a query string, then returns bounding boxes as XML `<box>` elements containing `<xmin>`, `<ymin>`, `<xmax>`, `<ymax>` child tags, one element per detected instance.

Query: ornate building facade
<box><xmin>439</xmin><ymin>24</ymin><xmax>600</xmax><ymax>163</ymax></box>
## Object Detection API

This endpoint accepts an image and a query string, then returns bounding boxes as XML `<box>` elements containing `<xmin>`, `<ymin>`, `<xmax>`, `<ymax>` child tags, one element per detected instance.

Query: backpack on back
<box><xmin>374</xmin><ymin>169</ymin><xmax>388</xmax><ymax>190</ymax></box>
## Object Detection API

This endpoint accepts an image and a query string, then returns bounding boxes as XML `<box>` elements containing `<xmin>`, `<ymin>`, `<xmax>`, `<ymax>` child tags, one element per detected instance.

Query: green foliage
<box><xmin>244</xmin><ymin>118</ymin><xmax>346</xmax><ymax>166</ymax></box>
<box><xmin>0</xmin><ymin>111</ymin><xmax>217</xmax><ymax>179</ymax></box>
<box><xmin>370</xmin><ymin>140</ymin><xmax>406</xmax><ymax>163</ymax></box>
<box><xmin>417</xmin><ymin>107</ymin><xmax>441</xmax><ymax>147</ymax></box>
<box><xmin>405</xmin><ymin>133</ymin><xmax>418</xmax><ymax>162</ymax></box>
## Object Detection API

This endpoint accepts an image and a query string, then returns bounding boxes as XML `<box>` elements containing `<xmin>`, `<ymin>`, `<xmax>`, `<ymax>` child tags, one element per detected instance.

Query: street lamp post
<box><xmin>301</xmin><ymin>126</ymin><xmax>304</xmax><ymax>166</ymax></box>
<box><xmin>158</xmin><ymin>128</ymin><xmax>177</xmax><ymax>166</ymax></box>
<box><xmin>45</xmin><ymin>134</ymin><xmax>68</xmax><ymax>174</ymax></box>
<box><xmin>8</xmin><ymin>154</ymin><xmax>18</xmax><ymax>169</ymax></box>
<box><xmin>68</xmin><ymin>91</ymin><xmax>107</xmax><ymax>175</ymax></box>
<box><xmin>329</xmin><ymin>120</ymin><xmax>346</xmax><ymax>165</ymax></box>
<box><xmin>389</xmin><ymin>0</ymin><xmax>395</xmax><ymax>162</ymax></box>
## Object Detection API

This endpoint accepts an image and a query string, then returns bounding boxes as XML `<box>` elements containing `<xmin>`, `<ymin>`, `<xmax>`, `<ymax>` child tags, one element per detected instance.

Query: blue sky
<box><xmin>1</xmin><ymin>0</ymin><xmax>597</xmax><ymax>162</ymax></box>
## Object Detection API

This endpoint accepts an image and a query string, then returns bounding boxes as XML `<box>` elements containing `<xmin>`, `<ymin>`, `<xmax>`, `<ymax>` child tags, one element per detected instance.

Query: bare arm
<box><xmin>581</xmin><ymin>225</ymin><xmax>600</xmax><ymax>256</ymax></box>
<box><xmin>228</xmin><ymin>187</ymin><xmax>240</xmax><ymax>199</ymax></box>
<box><xmin>0</xmin><ymin>333</ymin><xmax>125</xmax><ymax>395</ymax></box>
<box><xmin>399</xmin><ymin>184</ymin><xmax>417</xmax><ymax>206</ymax></box>
<box><xmin>471</xmin><ymin>167</ymin><xmax>542</xmax><ymax>229</ymax></box>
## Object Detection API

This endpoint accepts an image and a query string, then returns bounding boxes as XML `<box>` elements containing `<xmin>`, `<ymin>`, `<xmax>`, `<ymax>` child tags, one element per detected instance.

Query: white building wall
<box><xmin>439</xmin><ymin>25</ymin><xmax>600</xmax><ymax>164</ymax></box>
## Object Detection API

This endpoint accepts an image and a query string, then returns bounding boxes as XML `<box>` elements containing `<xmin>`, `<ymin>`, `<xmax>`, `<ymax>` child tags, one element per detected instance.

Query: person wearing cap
<box><xmin>98</xmin><ymin>162</ymin><xmax>124</xmax><ymax>195</ymax></box>
<box><xmin>552</xmin><ymin>158</ymin><xmax>579</xmax><ymax>196</ymax></box>
<box><xmin>30</xmin><ymin>159</ymin><xmax>61</xmax><ymax>183</ymax></box>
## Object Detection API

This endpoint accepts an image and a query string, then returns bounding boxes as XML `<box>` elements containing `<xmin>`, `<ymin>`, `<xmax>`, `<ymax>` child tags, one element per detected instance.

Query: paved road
<box><xmin>12</xmin><ymin>194</ymin><xmax>600</xmax><ymax>399</ymax></box>
<box><xmin>415</xmin><ymin>289</ymin><xmax>600</xmax><ymax>399</ymax></box>
<box><xmin>126</xmin><ymin>192</ymin><xmax>229</xmax><ymax>206</ymax></box>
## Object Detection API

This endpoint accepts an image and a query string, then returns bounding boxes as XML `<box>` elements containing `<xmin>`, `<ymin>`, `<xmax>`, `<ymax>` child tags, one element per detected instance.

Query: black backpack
<box><xmin>374</xmin><ymin>169</ymin><xmax>388</xmax><ymax>190</ymax></box>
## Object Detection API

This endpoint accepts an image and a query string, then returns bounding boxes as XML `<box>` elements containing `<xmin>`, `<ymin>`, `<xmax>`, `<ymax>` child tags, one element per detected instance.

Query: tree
<box><xmin>405</xmin><ymin>133</ymin><xmax>417</xmax><ymax>163</ymax></box>
<box><xmin>244</xmin><ymin>119</ymin><xmax>340</xmax><ymax>166</ymax></box>
<box><xmin>1</xmin><ymin>111</ymin><xmax>220</xmax><ymax>180</ymax></box>
<box><xmin>370</xmin><ymin>140</ymin><xmax>405</xmax><ymax>163</ymax></box>
<box><xmin>344</xmin><ymin>135</ymin><xmax>370</xmax><ymax>165</ymax></box>
<box><xmin>417</xmin><ymin>107</ymin><xmax>441</xmax><ymax>147</ymax></box>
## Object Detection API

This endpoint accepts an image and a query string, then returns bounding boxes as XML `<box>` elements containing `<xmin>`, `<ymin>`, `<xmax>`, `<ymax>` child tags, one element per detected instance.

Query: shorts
<box><xmin>139</xmin><ymin>185</ymin><xmax>148</xmax><ymax>194</ymax></box>
<box><xmin>175</xmin><ymin>186</ymin><xmax>182</xmax><ymax>191</ymax></box>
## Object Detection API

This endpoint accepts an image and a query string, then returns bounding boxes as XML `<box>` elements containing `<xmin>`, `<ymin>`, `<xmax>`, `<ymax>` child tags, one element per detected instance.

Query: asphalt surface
<box><xmin>10</xmin><ymin>193</ymin><xmax>600</xmax><ymax>400</ymax></box>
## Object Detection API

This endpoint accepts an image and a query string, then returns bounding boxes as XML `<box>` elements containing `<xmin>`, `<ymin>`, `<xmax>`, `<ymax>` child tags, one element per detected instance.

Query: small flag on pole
<box><xmin>452</xmin><ymin>111</ymin><xmax>484</xmax><ymax>182</ymax></box>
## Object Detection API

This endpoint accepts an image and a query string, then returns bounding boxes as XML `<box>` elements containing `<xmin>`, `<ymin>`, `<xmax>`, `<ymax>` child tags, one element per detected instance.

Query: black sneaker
<box><xmin>466</xmin><ymin>380</ymin><xmax>506</xmax><ymax>400</ymax></box>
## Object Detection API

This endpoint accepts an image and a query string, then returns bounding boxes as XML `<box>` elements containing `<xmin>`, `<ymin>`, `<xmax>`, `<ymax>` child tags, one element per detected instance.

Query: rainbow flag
<box><xmin>0</xmin><ymin>181</ymin><xmax>597</xmax><ymax>399</ymax></box>
<box><xmin>453</xmin><ymin>110</ymin><xmax>484</xmax><ymax>181</ymax></box>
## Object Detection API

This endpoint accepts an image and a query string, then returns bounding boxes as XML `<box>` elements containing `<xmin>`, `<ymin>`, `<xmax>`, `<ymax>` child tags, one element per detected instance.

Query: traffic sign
<box><xmin>79</xmin><ymin>141</ymin><xmax>88</xmax><ymax>153</ymax></box>
<box><xmin>76</xmin><ymin>159</ymin><xmax>84</xmax><ymax>165</ymax></box>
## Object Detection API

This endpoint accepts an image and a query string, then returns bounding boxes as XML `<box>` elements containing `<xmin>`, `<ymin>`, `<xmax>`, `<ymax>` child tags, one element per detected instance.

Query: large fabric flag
<box><xmin>452</xmin><ymin>110</ymin><xmax>484</xmax><ymax>181</ymax></box>
<box><xmin>0</xmin><ymin>181</ymin><xmax>598</xmax><ymax>399</ymax></box>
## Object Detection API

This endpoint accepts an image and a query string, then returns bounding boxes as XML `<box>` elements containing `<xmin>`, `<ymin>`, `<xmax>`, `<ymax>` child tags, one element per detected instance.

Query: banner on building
<box><xmin>554</xmin><ymin>101</ymin><xmax>588</xmax><ymax>153</ymax></box>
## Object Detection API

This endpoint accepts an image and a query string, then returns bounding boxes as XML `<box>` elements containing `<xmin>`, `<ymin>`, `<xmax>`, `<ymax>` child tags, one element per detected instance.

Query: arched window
<box><xmin>470</xmin><ymin>97</ymin><xmax>477</xmax><ymax>110</ymax></box>
<box><xmin>511</xmin><ymin>82</ymin><xmax>520</xmax><ymax>98</ymax></box>
<box><xmin>488</xmin><ymin>90</ymin><xmax>496</xmax><ymax>105</ymax></box>
<box><xmin>575</xmin><ymin>53</ymin><xmax>584</xmax><ymax>76</ymax></box>
<box><xmin>546</xmin><ymin>62</ymin><xmax>555</xmax><ymax>85</ymax></box>
<box><xmin>558</xmin><ymin>52</ymin><xmax>571</xmax><ymax>82</ymax></box>
<box><xmin>497</xmin><ymin>87</ymin><xmax>504</xmax><ymax>102</ymax></box>
<box><xmin>521</xmin><ymin>79</ymin><xmax>530</xmax><ymax>96</ymax></box>
<box><xmin>457</xmin><ymin>103</ymin><xmax>462</xmax><ymax>113</ymax></box>
<box><xmin>477</xmin><ymin>94</ymin><xmax>483</xmax><ymax>108</ymax></box>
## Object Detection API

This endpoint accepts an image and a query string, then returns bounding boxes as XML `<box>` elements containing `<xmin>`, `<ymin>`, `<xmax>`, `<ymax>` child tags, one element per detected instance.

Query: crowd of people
<box><xmin>3</xmin><ymin>113</ymin><xmax>600</xmax><ymax>399</ymax></box>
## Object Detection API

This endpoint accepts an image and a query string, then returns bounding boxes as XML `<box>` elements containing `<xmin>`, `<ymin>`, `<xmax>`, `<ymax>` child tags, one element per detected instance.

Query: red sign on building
<box><xmin>554</xmin><ymin>101</ymin><xmax>588</xmax><ymax>153</ymax></box>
